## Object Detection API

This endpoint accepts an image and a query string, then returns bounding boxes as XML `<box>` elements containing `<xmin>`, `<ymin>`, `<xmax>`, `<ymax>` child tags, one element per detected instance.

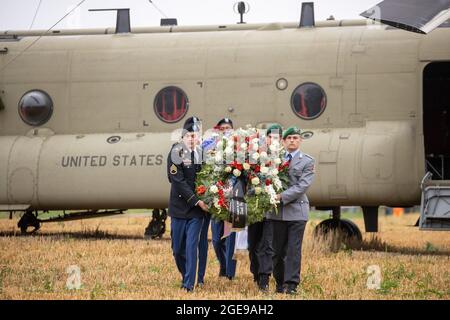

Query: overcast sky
<box><xmin>0</xmin><ymin>0</ymin><xmax>381</xmax><ymax>30</ymax></box>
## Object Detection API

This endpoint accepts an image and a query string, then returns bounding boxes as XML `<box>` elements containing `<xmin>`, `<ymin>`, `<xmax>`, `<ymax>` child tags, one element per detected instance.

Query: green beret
<box><xmin>266</xmin><ymin>124</ymin><xmax>283</xmax><ymax>137</ymax></box>
<box><xmin>282</xmin><ymin>126</ymin><xmax>301</xmax><ymax>139</ymax></box>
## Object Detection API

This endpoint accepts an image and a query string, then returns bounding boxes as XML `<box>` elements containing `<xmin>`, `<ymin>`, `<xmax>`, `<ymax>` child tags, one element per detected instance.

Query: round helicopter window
<box><xmin>154</xmin><ymin>86</ymin><xmax>189</xmax><ymax>123</ymax></box>
<box><xmin>291</xmin><ymin>83</ymin><xmax>327</xmax><ymax>120</ymax></box>
<box><xmin>18</xmin><ymin>90</ymin><xmax>53</xmax><ymax>126</ymax></box>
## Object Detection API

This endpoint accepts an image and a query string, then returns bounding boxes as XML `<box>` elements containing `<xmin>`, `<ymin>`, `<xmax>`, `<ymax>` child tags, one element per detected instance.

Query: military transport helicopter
<box><xmin>1</xmin><ymin>0</ymin><xmax>449</xmax><ymax>237</ymax></box>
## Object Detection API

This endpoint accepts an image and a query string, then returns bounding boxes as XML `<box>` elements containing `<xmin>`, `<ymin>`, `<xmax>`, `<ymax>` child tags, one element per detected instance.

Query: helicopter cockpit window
<box><xmin>18</xmin><ymin>90</ymin><xmax>53</xmax><ymax>126</ymax></box>
<box><xmin>291</xmin><ymin>83</ymin><xmax>327</xmax><ymax>120</ymax></box>
<box><xmin>154</xmin><ymin>86</ymin><xmax>189</xmax><ymax>123</ymax></box>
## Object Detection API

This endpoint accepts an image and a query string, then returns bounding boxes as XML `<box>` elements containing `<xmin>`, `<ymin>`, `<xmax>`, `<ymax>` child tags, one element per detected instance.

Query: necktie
<box><xmin>192</xmin><ymin>150</ymin><xmax>200</xmax><ymax>164</ymax></box>
<box><xmin>286</xmin><ymin>153</ymin><xmax>292</xmax><ymax>163</ymax></box>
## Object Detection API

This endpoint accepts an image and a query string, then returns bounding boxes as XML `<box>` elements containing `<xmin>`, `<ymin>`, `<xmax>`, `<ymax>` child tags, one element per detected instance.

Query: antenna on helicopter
<box><xmin>89</xmin><ymin>8</ymin><xmax>131</xmax><ymax>33</ymax></box>
<box><xmin>234</xmin><ymin>2</ymin><xmax>250</xmax><ymax>24</ymax></box>
<box><xmin>160</xmin><ymin>19</ymin><xmax>178</xmax><ymax>26</ymax></box>
<box><xmin>299</xmin><ymin>2</ymin><xmax>315</xmax><ymax>28</ymax></box>
<box><xmin>147</xmin><ymin>1</ymin><xmax>177</xmax><ymax>27</ymax></box>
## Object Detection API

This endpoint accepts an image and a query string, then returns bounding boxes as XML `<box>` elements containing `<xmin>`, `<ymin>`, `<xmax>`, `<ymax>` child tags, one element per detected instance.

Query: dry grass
<box><xmin>0</xmin><ymin>213</ymin><xmax>449</xmax><ymax>300</ymax></box>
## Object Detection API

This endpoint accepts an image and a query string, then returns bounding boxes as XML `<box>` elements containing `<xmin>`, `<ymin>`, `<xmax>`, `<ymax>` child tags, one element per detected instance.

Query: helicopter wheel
<box><xmin>314</xmin><ymin>219</ymin><xmax>362</xmax><ymax>242</ymax></box>
<box><xmin>17</xmin><ymin>211</ymin><xmax>41</xmax><ymax>235</ymax></box>
<box><xmin>144</xmin><ymin>209</ymin><xmax>167</xmax><ymax>239</ymax></box>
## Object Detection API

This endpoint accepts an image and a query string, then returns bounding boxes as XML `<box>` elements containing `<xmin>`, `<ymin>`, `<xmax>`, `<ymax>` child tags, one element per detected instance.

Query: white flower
<box><xmin>251</xmin><ymin>177</ymin><xmax>260</xmax><ymax>185</ymax></box>
<box><xmin>271</xmin><ymin>140</ymin><xmax>280</xmax><ymax>147</ymax></box>
<box><xmin>214</xmin><ymin>198</ymin><xmax>221</xmax><ymax>210</ymax></box>
<box><xmin>227</xmin><ymin>140</ymin><xmax>234</xmax><ymax>147</ymax></box>
<box><xmin>251</xmin><ymin>153</ymin><xmax>260</xmax><ymax>161</ymax></box>
<box><xmin>265</xmin><ymin>185</ymin><xmax>280</xmax><ymax>205</ymax></box>
<box><xmin>251</xmin><ymin>138</ymin><xmax>259</xmax><ymax>145</ymax></box>
<box><xmin>215</xmin><ymin>152</ymin><xmax>223</xmax><ymax>162</ymax></box>
<box><xmin>210</xmin><ymin>185</ymin><xmax>219</xmax><ymax>193</ymax></box>
<box><xmin>270</xmin><ymin>168</ymin><xmax>279</xmax><ymax>176</ymax></box>
<box><xmin>205</xmin><ymin>153</ymin><xmax>215</xmax><ymax>164</ymax></box>
<box><xmin>243</xmin><ymin>163</ymin><xmax>251</xmax><ymax>170</ymax></box>
<box><xmin>225</xmin><ymin>166</ymin><xmax>232</xmax><ymax>173</ymax></box>
<box><xmin>252</xmin><ymin>143</ymin><xmax>259</xmax><ymax>151</ymax></box>
<box><xmin>273</xmin><ymin>177</ymin><xmax>283</xmax><ymax>191</ymax></box>
<box><xmin>225</xmin><ymin>146</ymin><xmax>234</xmax><ymax>155</ymax></box>
<box><xmin>260</xmin><ymin>166</ymin><xmax>269</xmax><ymax>174</ymax></box>
<box><xmin>216</xmin><ymin>141</ymin><xmax>223</xmax><ymax>149</ymax></box>
<box><xmin>269</xmin><ymin>144</ymin><xmax>278</xmax><ymax>152</ymax></box>
<box><xmin>255</xmin><ymin>187</ymin><xmax>262</xmax><ymax>195</ymax></box>
<box><xmin>274</xmin><ymin>158</ymin><xmax>282</xmax><ymax>165</ymax></box>
<box><xmin>260</xmin><ymin>151</ymin><xmax>268</xmax><ymax>159</ymax></box>
<box><xmin>240</xmin><ymin>143</ymin><xmax>248</xmax><ymax>150</ymax></box>
<box><xmin>233</xmin><ymin>169</ymin><xmax>241</xmax><ymax>177</ymax></box>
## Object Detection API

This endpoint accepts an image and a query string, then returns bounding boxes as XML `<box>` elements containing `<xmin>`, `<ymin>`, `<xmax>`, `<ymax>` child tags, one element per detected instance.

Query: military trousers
<box><xmin>247</xmin><ymin>221</ymin><xmax>264</xmax><ymax>281</ymax></box>
<box><xmin>272</xmin><ymin>220</ymin><xmax>307</xmax><ymax>286</ymax></box>
<box><xmin>170</xmin><ymin>216</ymin><xmax>204</xmax><ymax>290</ymax></box>
<box><xmin>197</xmin><ymin>214</ymin><xmax>211</xmax><ymax>284</ymax></box>
<box><xmin>211</xmin><ymin>219</ymin><xmax>237</xmax><ymax>278</ymax></box>
<box><xmin>258</xmin><ymin>220</ymin><xmax>307</xmax><ymax>286</ymax></box>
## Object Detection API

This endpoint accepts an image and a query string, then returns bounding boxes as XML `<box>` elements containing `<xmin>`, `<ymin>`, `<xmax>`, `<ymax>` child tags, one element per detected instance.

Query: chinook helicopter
<box><xmin>1</xmin><ymin>0</ymin><xmax>450</xmax><ymax>237</ymax></box>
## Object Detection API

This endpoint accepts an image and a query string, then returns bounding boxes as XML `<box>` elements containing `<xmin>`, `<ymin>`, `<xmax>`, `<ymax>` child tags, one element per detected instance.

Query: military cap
<box><xmin>183</xmin><ymin>116</ymin><xmax>202</xmax><ymax>135</ymax></box>
<box><xmin>266</xmin><ymin>124</ymin><xmax>283</xmax><ymax>137</ymax></box>
<box><xmin>282</xmin><ymin>126</ymin><xmax>302</xmax><ymax>139</ymax></box>
<box><xmin>216</xmin><ymin>118</ymin><xmax>233</xmax><ymax>128</ymax></box>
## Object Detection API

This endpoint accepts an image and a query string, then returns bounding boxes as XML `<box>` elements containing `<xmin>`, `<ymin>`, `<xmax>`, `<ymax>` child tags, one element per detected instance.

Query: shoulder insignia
<box><xmin>170</xmin><ymin>164</ymin><xmax>178</xmax><ymax>175</ymax></box>
<box><xmin>304</xmin><ymin>153</ymin><xmax>314</xmax><ymax>160</ymax></box>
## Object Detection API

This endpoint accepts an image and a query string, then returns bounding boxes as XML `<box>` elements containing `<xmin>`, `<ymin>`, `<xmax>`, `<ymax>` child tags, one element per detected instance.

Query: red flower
<box><xmin>218</xmin><ymin>198</ymin><xmax>228</xmax><ymax>209</ymax></box>
<box><xmin>254</xmin><ymin>165</ymin><xmax>261</xmax><ymax>173</ymax></box>
<box><xmin>196</xmin><ymin>185</ymin><xmax>206</xmax><ymax>195</ymax></box>
<box><xmin>217</xmin><ymin>181</ymin><xmax>224</xmax><ymax>187</ymax></box>
<box><xmin>277</xmin><ymin>161</ymin><xmax>289</xmax><ymax>172</ymax></box>
<box><xmin>265</xmin><ymin>179</ymin><xmax>272</xmax><ymax>186</ymax></box>
<box><xmin>218</xmin><ymin>189</ymin><xmax>228</xmax><ymax>209</ymax></box>
<box><xmin>231</xmin><ymin>161</ymin><xmax>243</xmax><ymax>171</ymax></box>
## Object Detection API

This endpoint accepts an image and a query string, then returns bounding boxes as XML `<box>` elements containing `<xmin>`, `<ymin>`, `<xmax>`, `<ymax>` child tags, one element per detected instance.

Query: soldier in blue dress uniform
<box><xmin>167</xmin><ymin>116</ymin><xmax>209</xmax><ymax>292</ymax></box>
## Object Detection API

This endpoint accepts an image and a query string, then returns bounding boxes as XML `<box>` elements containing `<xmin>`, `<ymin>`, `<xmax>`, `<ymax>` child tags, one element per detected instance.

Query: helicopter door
<box><xmin>361</xmin><ymin>0</ymin><xmax>450</xmax><ymax>34</ymax></box>
<box><xmin>423</xmin><ymin>62</ymin><xmax>450</xmax><ymax>180</ymax></box>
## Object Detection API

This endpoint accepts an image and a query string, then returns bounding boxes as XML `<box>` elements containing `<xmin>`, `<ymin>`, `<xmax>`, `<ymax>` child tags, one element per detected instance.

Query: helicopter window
<box><xmin>18</xmin><ymin>90</ymin><xmax>53</xmax><ymax>126</ymax></box>
<box><xmin>154</xmin><ymin>86</ymin><xmax>189</xmax><ymax>123</ymax></box>
<box><xmin>291</xmin><ymin>83</ymin><xmax>327</xmax><ymax>120</ymax></box>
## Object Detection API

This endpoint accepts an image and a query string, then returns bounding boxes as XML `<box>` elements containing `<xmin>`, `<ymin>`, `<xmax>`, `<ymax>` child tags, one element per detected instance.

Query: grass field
<box><xmin>0</xmin><ymin>211</ymin><xmax>448</xmax><ymax>300</ymax></box>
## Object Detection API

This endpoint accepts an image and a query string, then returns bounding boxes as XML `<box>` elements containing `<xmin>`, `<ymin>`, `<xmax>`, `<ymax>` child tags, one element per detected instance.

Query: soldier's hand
<box><xmin>198</xmin><ymin>200</ymin><xmax>209</xmax><ymax>212</ymax></box>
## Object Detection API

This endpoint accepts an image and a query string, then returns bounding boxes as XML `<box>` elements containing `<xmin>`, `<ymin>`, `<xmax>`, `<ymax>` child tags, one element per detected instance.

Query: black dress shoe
<box><xmin>275</xmin><ymin>284</ymin><xmax>285</xmax><ymax>294</ymax></box>
<box><xmin>285</xmin><ymin>284</ymin><xmax>297</xmax><ymax>295</ymax></box>
<box><xmin>258</xmin><ymin>274</ymin><xmax>269</xmax><ymax>292</ymax></box>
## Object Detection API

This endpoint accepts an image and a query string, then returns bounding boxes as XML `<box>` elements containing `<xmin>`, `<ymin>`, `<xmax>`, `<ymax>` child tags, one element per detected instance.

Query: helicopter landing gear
<box><xmin>314</xmin><ymin>207</ymin><xmax>362</xmax><ymax>242</ymax></box>
<box><xmin>17</xmin><ymin>210</ymin><xmax>41</xmax><ymax>235</ymax></box>
<box><xmin>144</xmin><ymin>209</ymin><xmax>167</xmax><ymax>239</ymax></box>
